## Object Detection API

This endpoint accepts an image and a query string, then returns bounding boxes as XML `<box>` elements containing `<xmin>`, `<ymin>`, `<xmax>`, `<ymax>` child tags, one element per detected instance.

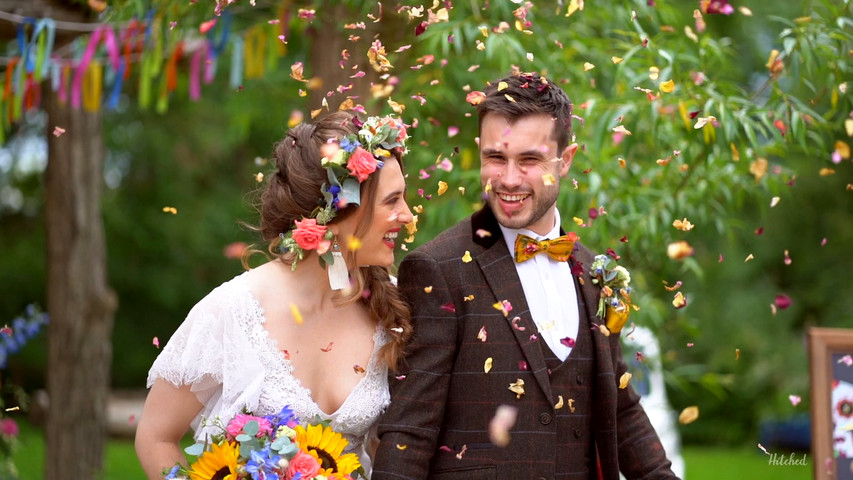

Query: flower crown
<box><xmin>278</xmin><ymin>115</ymin><xmax>408</xmax><ymax>269</ymax></box>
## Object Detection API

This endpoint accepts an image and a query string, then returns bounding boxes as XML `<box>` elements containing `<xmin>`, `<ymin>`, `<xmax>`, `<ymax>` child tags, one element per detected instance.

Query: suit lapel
<box><xmin>472</xmin><ymin>207</ymin><xmax>554</xmax><ymax>404</ymax></box>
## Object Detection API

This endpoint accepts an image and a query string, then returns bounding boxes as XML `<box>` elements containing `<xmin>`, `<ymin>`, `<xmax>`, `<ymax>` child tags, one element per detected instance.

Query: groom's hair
<box><xmin>476</xmin><ymin>72</ymin><xmax>573</xmax><ymax>153</ymax></box>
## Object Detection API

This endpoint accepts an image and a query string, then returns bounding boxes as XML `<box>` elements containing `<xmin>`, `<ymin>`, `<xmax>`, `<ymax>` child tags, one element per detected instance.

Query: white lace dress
<box><xmin>147</xmin><ymin>271</ymin><xmax>391</xmax><ymax>474</ymax></box>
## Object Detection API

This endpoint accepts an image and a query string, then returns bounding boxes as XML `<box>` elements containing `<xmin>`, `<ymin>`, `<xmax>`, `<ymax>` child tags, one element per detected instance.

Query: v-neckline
<box><xmin>239</xmin><ymin>273</ymin><xmax>383</xmax><ymax>417</ymax></box>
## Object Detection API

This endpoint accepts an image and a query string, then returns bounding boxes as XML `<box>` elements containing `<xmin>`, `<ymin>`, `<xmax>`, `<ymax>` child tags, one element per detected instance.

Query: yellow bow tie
<box><xmin>514</xmin><ymin>232</ymin><xmax>578</xmax><ymax>263</ymax></box>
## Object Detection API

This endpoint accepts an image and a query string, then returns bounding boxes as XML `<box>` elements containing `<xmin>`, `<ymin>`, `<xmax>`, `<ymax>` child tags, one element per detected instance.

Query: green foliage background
<box><xmin>0</xmin><ymin>0</ymin><xmax>850</xmax><ymax>448</ymax></box>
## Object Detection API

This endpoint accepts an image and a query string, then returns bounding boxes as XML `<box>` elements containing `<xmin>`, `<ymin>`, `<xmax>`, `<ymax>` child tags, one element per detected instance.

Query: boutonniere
<box><xmin>589</xmin><ymin>254</ymin><xmax>632</xmax><ymax>334</ymax></box>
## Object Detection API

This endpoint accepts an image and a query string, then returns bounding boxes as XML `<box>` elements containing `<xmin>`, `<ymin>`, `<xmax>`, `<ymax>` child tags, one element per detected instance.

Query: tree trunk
<box><xmin>43</xmin><ymin>83</ymin><xmax>117</xmax><ymax>479</ymax></box>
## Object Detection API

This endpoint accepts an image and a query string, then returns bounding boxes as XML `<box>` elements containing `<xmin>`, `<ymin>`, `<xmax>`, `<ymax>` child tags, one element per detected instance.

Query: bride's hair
<box><xmin>245</xmin><ymin>110</ymin><xmax>412</xmax><ymax>371</ymax></box>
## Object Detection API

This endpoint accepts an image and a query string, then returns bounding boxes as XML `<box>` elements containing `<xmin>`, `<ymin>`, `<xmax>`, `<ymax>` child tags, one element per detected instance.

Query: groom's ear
<box><xmin>558</xmin><ymin>143</ymin><xmax>578</xmax><ymax>177</ymax></box>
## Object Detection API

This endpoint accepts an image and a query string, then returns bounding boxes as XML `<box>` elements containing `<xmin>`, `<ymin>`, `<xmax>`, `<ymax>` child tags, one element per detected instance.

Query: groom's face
<box><xmin>479</xmin><ymin>113</ymin><xmax>572</xmax><ymax>236</ymax></box>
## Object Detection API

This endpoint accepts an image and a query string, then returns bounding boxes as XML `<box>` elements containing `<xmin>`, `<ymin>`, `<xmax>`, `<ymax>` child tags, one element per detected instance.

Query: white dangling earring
<box><xmin>327</xmin><ymin>238</ymin><xmax>349</xmax><ymax>290</ymax></box>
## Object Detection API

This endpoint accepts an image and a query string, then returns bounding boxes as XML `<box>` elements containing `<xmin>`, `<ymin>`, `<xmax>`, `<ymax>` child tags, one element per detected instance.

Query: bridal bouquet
<box><xmin>165</xmin><ymin>406</ymin><xmax>363</xmax><ymax>480</ymax></box>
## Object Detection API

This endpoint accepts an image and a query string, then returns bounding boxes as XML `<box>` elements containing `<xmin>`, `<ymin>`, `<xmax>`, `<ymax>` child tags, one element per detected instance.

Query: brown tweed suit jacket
<box><xmin>373</xmin><ymin>206</ymin><xmax>677</xmax><ymax>480</ymax></box>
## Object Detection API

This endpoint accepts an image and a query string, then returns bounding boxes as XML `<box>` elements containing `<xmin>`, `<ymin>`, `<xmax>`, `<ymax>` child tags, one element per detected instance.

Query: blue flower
<box><xmin>246</xmin><ymin>447</ymin><xmax>282</xmax><ymax>480</ymax></box>
<box><xmin>164</xmin><ymin>465</ymin><xmax>181</xmax><ymax>479</ymax></box>
<box><xmin>340</xmin><ymin>137</ymin><xmax>361</xmax><ymax>153</ymax></box>
<box><xmin>264</xmin><ymin>405</ymin><xmax>299</xmax><ymax>429</ymax></box>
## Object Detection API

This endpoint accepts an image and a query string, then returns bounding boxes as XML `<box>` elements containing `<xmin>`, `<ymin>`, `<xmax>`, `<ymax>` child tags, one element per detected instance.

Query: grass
<box><xmin>11</xmin><ymin>419</ymin><xmax>812</xmax><ymax>480</ymax></box>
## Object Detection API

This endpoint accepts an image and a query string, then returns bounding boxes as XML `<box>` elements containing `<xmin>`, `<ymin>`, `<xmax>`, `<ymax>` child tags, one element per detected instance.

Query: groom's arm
<box><xmin>372</xmin><ymin>249</ymin><xmax>459</xmax><ymax>480</ymax></box>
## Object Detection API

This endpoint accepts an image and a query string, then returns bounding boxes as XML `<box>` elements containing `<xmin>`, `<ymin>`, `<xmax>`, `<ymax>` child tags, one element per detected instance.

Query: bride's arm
<box><xmin>135</xmin><ymin>379</ymin><xmax>204</xmax><ymax>480</ymax></box>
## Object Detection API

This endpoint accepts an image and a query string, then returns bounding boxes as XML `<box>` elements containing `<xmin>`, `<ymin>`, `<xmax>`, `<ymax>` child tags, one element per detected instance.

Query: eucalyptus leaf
<box><xmin>184</xmin><ymin>443</ymin><xmax>205</xmax><ymax>456</ymax></box>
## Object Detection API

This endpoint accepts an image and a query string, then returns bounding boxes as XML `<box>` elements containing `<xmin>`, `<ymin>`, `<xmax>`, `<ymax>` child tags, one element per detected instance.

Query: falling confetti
<box><xmin>488</xmin><ymin>405</ymin><xmax>518</xmax><ymax>447</ymax></box>
<box><xmin>424</xmin><ymin>286</ymin><xmax>433</xmax><ymax>293</ymax></box>
<box><xmin>775</xmin><ymin>294</ymin><xmax>792</xmax><ymax>310</ymax></box>
<box><xmin>162</xmin><ymin>207</ymin><xmax>178</xmax><ymax>214</ymax></box>
<box><xmin>353</xmin><ymin>365</ymin><xmax>366</xmax><ymax>374</ymax></box>
<box><xmin>508</xmin><ymin>379</ymin><xmax>525</xmax><ymax>399</ymax></box>
<box><xmin>493</xmin><ymin>300</ymin><xmax>512</xmax><ymax>316</ymax></box>
<box><xmin>52</xmin><ymin>126</ymin><xmax>66</xmax><ymax>137</ymax></box>
<box><xmin>672</xmin><ymin>292</ymin><xmax>688</xmax><ymax>309</ymax></box>
<box><xmin>554</xmin><ymin>395</ymin><xmax>564</xmax><ymax>409</ymax></box>
<box><xmin>789</xmin><ymin>395</ymin><xmax>801</xmax><ymax>406</ymax></box>
<box><xmin>672</xmin><ymin>218</ymin><xmax>695</xmax><ymax>231</ymax></box>
<box><xmin>666</xmin><ymin>241</ymin><xmax>694</xmax><ymax>260</ymax></box>
<box><xmin>152</xmin><ymin>337</ymin><xmax>160</xmax><ymax>348</ymax></box>
<box><xmin>678</xmin><ymin>406</ymin><xmax>699</xmax><ymax>425</ymax></box>
<box><xmin>290</xmin><ymin>304</ymin><xmax>303</xmax><ymax>324</ymax></box>
<box><xmin>321</xmin><ymin>342</ymin><xmax>334</xmax><ymax>352</ymax></box>
<box><xmin>619</xmin><ymin>372</ymin><xmax>632</xmax><ymax>389</ymax></box>
<box><xmin>511</xmin><ymin>317</ymin><xmax>526</xmax><ymax>331</ymax></box>
<box><xmin>396</xmin><ymin>444</ymin><xmax>407</xmax><ymax>450</ymax></box>
<box><xmin>477</xmin><ymin>326</ymin><xmax>488</xmax><ymax>342</ymax></box>
<box><xmin>461</xmin><ymin>251</ymin><xmax>472</xmax><ymax>263</ymax></box>
<box><xmin>757</xmin><ymin>443</ymin><xmax>771</xmax><ymax>455</ymax></box>
<box><xmin>437</xmin><ymin>181</ymin><xmax>448</xmax><ymax>196</ymax></box>
<box><xmin>484</xmin><ymin>357</ymin><xmax>493</xmax><ymax>373</ymax></box>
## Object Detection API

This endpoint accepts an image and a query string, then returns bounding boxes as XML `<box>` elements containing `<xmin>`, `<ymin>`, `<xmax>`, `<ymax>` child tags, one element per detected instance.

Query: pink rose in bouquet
<box><xmin>346</xmin><ymin>147</ymin><xmax>378</xmax><ymax>182</ymax></box>
<box><xmin>225</xmin><ymin>414</ymin><xmax>272</xmax><ymax>440</ymax></box>
<box><xmin>292</xmin><ymin>218</ymin><xmax>328</xmax><ymax>251</ymax></box>
<box><xmin>287</xmin><ymin>450</ymin><xmax>322</xmax><ymax>479</ymax></box>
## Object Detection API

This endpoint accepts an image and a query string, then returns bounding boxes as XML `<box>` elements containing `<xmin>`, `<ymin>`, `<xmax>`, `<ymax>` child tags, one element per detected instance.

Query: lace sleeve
<box><xmin>146</xmin><ymin>278</ymin><xmax>266</xmax><ymax>433</ymax></box>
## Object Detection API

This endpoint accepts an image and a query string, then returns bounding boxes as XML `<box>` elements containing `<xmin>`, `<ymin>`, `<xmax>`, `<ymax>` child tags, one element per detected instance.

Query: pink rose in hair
<box><xmin>292</xmin><ymin>218</ymin><xmax>328</xmax><ymax>251</ymax></box>
<box><xmin>346</xmin><ymin>147</ymin><xmax>378</xmax><ymax>182</ymax></box>
<box><xmin>225</xmin><ymin>414</ymin><xmax>273</xmax><ymax>440</ymax></box>
<box><xmin>0</xmin><ymin>418</ymin><xmax>19</xmax><ymax>437</ymax></box>
<box><xmin>286</xmin><ymin>450</ymin><xmax>321</xmax><ymax>479</ymax></box>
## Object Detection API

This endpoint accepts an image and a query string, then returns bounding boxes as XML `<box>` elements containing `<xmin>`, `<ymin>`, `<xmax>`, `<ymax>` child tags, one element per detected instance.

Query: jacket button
<box><xmin>574</xmin><ymin>428</ymin><xmax>582</xmax><ymax>439</ymax></box>
<box><xmin>576</xmin><ymin>374</ymin><xmax>583</xmax><ymax>385</ymax></box>
<box><xmin>539</xmin><ymin>412</ymin><xmax>552</xmax><ymax>425</ymax></box>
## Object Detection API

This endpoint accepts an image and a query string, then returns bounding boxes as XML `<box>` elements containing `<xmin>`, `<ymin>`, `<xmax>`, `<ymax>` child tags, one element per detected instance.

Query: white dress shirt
<box><xmin>500</xmin><ymin>209</ymin><xmax>580</xmax><ymax>361</ymax></box>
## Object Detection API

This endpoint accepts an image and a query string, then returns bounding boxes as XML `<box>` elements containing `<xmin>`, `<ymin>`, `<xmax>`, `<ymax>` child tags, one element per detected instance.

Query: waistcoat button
<box><xmin>574</xmin><ymin>428</ymin><xmax>582</xmax><ymax>439</ymax></box>
<box><xmin>539</xmin><ymin>412</ymin><xmax>552</xmax><ymax>424</ymax></box>
<box><xmin>576</xmin><ymin>374</ymin><xmax>584</xmax><ymax>385</ymax></box>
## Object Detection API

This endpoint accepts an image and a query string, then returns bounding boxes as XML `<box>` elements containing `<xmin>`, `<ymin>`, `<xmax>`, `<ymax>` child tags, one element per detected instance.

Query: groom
<box><xmin>373</xmin><ymin>73</ymin><xmax>678</xmax><ymax>479</ymax></box>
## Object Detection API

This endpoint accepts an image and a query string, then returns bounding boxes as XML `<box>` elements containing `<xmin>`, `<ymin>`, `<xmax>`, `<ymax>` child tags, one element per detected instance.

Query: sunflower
<box><xmin>294</xmin><ymin>424</ymin><xmax>361</xmax><ymax>476</ymax></box>
<box><xmin>188</xmin><ymin>441</ymin><xmax>240</xmax><ymax>480</ymax></box>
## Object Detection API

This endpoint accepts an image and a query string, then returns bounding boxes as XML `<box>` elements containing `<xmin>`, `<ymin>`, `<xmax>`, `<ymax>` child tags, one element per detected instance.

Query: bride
<box><xmin>135</xmin><ymin>110</ymin><xmax>414</xmax><ymax>479</ymax></box>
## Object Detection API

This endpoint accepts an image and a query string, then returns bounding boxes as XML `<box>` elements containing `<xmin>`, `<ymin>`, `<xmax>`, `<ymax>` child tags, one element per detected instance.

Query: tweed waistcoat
<box><xmin>539</xmin><ymin>272</ymin><xmax>595</xmax><ymax>478</ymax></box>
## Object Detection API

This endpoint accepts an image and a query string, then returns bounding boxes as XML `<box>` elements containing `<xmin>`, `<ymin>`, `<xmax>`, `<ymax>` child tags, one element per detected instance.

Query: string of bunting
<box><xmin>0</xmin><ymin>3</ymin><xmax>289</xmax><ymax>144</ymax></box>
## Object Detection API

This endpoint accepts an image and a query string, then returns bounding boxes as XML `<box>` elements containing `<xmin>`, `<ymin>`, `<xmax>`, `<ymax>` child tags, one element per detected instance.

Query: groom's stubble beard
<box><xmin>483</xmin><ymin>178</ymin><xmax>561</xmax><ymax>231</ymax></box>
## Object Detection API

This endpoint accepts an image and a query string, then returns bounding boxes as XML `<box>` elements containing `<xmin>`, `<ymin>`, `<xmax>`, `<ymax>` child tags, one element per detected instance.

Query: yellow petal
<box><xmin>462</xmin><ymin>251</ymin><xmax>472</xmax><ymax>263</ymax></box>
<box><xmin>619</xmin><ymin>372</ymin><xmax>632</xmax><ymax>389</ymax></box>
<box><xmin>542</xmin><ymin>173</ymin><xmax>556</xmax><ymax>186</ymax></box>
<box><xmin>347</xmin><ymin>235</ymin><xmax>362</xmax><ymax>250</ymax></box>
<box><xmin>497</xmin><ymin>81</ymin><xmax>509</xmax><ymax>91</ymax></box>
<box><xmin>484</xmin><ymin>357</ymin><xmax>493</xmax><ymax>373</ymax></box>
<box><xmin>554</xmin><ymin>395</ymin><xmax>564</xmax><ymax>409</ymax></box>
<box><xmin>612</xmin><ymin>125</ymin><xmax>632</xmax><ymax>135</ymax></box>
<box><xmin>437</xmin><ymin>180</ymin><xmax>448</xmax><ymax>196</ymax></box>
<box><xmin>835</xmin><ymin>140</ymin><xmax>850</xmax><ymax>159</ymax></box>
<box><xmin>508</xmin><ymin>378</ymin><xmax>525</xmax><ymax>398</ymax></box>
<box><xmin>611</xmin><ymin>56</ymin><xmax>623</xmax><ymax>64</ymax></box>
<box><xmin>290</xmin><ymin>304</ymin><xmax>303</xmax><ymax>324</ymax></box>
<box><xmin>660</xmin><ymin>79</ymin><xmax>675</xmax><ymax>93</ymax></box>
<box><xmin>583</xmin><ymin>62</ymin><xmax>595</xmax><ymax>71</ymax></box>
<box><xmin>649</xmin><ymin>66</ymin><xmax>660</xmax><ymax>80</ymax></box>
<box><xmin>820</xmin><ymin>168</ymin><xmax>836</xmax><ymax>176</ymax></box>
<box><xmin>464</xmin><ymin>295</ymin><xmax>475</xmax><ymax>301</ymax></box>
<box><xmin>678</xmin><ymin>405</ymin><xmax>699</xmax><ymax>425</ymax></box>
<box><xmin>424</xmin><ymin>286</ymin><xmax>433</xmax><ymax>293</ymax></box>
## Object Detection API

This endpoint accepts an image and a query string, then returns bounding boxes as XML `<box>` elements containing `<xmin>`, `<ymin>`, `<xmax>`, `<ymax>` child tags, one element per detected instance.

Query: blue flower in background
<box><xmin>0</xmin><ymin>304</ymin><xmax>48</xmax><ymax>369</ymax></box>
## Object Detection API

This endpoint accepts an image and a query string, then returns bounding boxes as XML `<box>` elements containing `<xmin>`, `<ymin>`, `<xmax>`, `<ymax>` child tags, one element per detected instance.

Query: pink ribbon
<box><xmin>71</xmin><ymin>25</ymin><xmax>121</xmax><ymax>109</ymax></box>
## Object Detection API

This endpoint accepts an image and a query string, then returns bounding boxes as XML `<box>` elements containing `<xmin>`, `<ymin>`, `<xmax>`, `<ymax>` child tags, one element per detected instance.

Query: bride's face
<box><xmin>335</xmin><ymin>159</ymin><xmax>412</xmax><ymax>268</ymax></box>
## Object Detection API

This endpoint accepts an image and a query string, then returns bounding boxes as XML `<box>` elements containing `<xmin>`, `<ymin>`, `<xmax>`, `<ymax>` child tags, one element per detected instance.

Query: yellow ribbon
<box><xmin>82</xmin><ymin>61</ymin><xmax>103</xmax><ymax>113</ymax></box>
